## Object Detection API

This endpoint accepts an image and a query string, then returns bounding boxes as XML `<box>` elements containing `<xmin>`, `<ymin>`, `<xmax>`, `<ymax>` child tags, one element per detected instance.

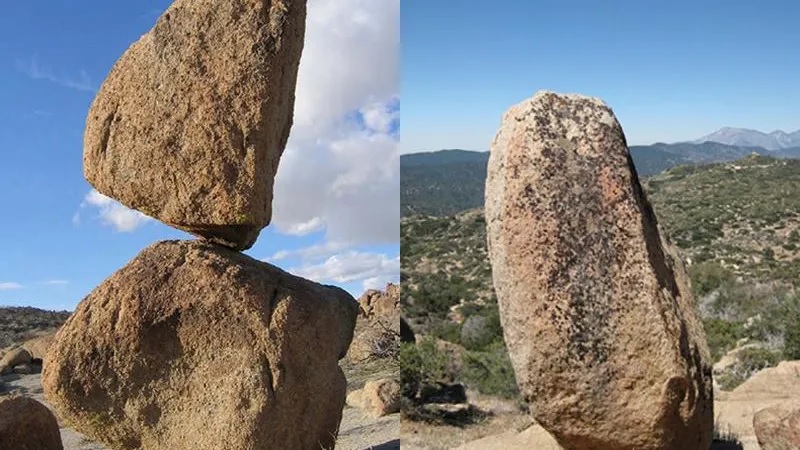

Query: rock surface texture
<box><xmin>43</xmin><ymin>240</ymin><xmax>358</xmax><ymax>450</ymax></box>
<box><xmin>753</xmin><ymin>401</ymin><xmax>800</xmax><ymax>450</ymax></box>
<box><xmin>0</xmin><ymin>395</ymin><xmax>64</xmax><ymax>450</ymax></box>
<box><xmin>485</xmin><ymin>91</ymin><xmax>713</xmax><ymax>450</ymax></box>
<box><xmin>83</xmin><ymin>0</ymin><xmax>307</xmax><ymax>250</ymax></box>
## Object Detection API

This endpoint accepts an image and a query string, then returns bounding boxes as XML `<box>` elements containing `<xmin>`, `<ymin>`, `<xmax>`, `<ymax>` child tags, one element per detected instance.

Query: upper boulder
<box><xmin>83</xmin><ymin>0</ymin><xmax>307</xmax><ymax>250</ymax></box>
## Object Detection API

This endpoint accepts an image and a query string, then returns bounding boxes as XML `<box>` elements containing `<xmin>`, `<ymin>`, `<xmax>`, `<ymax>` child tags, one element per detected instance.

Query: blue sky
<box><xmin>0</xmin><ymin>1</ymin><xmax>400</xmax><ymax>311</ymax></box>
<box><xmin>401</xmin><ymin>0</ymin><xmax>800</xmax><ymax>153</ymax></box>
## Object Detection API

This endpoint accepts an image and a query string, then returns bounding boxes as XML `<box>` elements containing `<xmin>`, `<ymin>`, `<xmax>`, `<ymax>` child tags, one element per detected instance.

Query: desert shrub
<box><xmin>429</xmin><ymin>320</ymin><xmax>461</xmax><ymax>344</ymax></box>
<box><xmin>781</xmin><ymin>293</ymin><xmax>800</xmax><ymax>359</ymax></box>
<box><xmin>400</xmin><ymin>338</ymin><xmax>448</xmax><ymax>400</ymax></box>
<box><xmin>689</xmin><ymin>262</ymin><xmax>735</xmax><ymax>297</ymax></box>
<box><xmin>460</xmin><ymin>311</ymin><xmax>503</xmax><ymax>351</ymax></box>
<box><xmin>717</xmin><ymin>347</ymin><xmax>781</xmax><ymax>391</ymax></box>
<box><xmin>461</xmin><ymin>340</ymin><xmax>518</xmax><ymax>399</ymax></box>
<box><xmin>703</xmin><ymin>318</ymin><xmax>746</xmax><ymax>361</ymax></box>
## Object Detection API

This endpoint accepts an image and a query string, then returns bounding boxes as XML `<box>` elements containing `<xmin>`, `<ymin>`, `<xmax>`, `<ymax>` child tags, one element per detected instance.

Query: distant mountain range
<box><xmin>695</xmin><ymin>127</ymin><xmax>800</xmax><ymax>150</ymax></box>
<box><xmin>401</xmin><ymin>140</ymin><xmax>800</xmax><ymax>217</ymax></box>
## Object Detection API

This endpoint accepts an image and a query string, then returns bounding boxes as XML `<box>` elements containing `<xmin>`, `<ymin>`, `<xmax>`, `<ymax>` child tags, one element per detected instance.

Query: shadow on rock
<box><xmin>710</xmin><ymin>438</ymin><xmax>744</xmax><ymax>450</ymax></box>
<box><xmin>367</xmin><ymin>438</ymin><xmax>400</xmax><ymax>450</ymax></box>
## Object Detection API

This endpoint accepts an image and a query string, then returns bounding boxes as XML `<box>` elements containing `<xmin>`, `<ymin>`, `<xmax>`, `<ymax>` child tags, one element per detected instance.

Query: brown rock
<box><xmin>83</xmin><ymin>0</ymin><xmax>307</xmax><ymax>250</ymax></box>
<box><xmin>754</xmin><ymin>401</ymin><xmax>800</xmax><ymax>450</ymax></box>
<box><xmin>0</xmin><ymin>395</ymin><xmax>64</xmax><ymax>450</ymax></box>
<box><xmin>43</xmin><ymin>240</ymin><xmax>357</xmax><ymax>450</ymax></box>
<box><xmin>358</xmin><ymin>379</ymin><xmax>401</xmax><ymax>418</ymax></box>
<box><xmin>0</xmin><ymin>347</ymin><xmax>32</xmax><ymax>375</ymax></box>
<box><xmin>485</xmin><ymin>91</ymin><xmax>713</xmax><ymax>450</ymax></box>
<box><xmin>357</xmin><ymin>283</ymin><xmax>400</xmax><ymax>319</ymax></box>
<box><xmin>715</xmin><ymin>361</ymin><xmax>800</xmax><ymax>448</ymax></box>
<box><xmin>347</xmin><ymin>284</ymin><xmax>400</xmax><ymax>363</ymax></box>
<box><xmin>22</xmin><ymin>331</ymin><xmax>57</xmax><ymax>362</ymax></box>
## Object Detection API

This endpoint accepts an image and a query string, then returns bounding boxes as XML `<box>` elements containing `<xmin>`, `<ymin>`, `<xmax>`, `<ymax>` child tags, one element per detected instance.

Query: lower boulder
<box><xmin>43</xmin><ymin>240</ymin><xmax>358</xmax><ymax>450</ymax></box>
<box><xmin>0</xmin><ymin>395</ymin><xmax>64</xmax><ymax>450</ymax></box>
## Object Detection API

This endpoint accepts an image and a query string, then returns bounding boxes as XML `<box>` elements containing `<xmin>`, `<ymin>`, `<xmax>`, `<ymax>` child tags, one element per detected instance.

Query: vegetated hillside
<box><xmin>401</xmin><ymin>150</ymin><xmax>487</xmax><ymax>217</ymax></box>
<box><xmin>401</xmin><ymin>155</ymin><xmax>800</xmax><ymax>395</ymax></box>
<box><xmin>0</xmin><ymin>307</ymin><xmax>70</xmax><ymax>348</ymax></box>
<box><xmin>400</xmin><ymin>143</ymin><xmax>800</xmax><ymax>217</ymax></box>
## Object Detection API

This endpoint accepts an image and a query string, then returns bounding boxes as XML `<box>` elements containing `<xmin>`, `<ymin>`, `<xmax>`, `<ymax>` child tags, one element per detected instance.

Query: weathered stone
<box><xmin>43</xmin><ymin>240</ymin><xmax>357</xmax><ymax>450</ymax></box>
<box><xmin>715</xmin><ymin>361</ymin><xmax>800</xmax><ymax>448</ymax></box>
<box><xmin>357</xmin><ymin>283</ymin><xmax>400</xmax><ymax>319</ymax></box>
<box><xmin>22</xmin><ymin>331</ymin><xmax>57</xmax><ymax>362</ymax></box>
<box><xmin>346</xmin><ymin>379</ymin><xmax>401</xmax><ymax>418</ymax></box>
<box><xmin>485</xmin><ymin>91</ymin><xmax>713</xmax><ymax>450</ymax></box>
<box><xmin>0</xmin><ymin>347</ymin><xmax>32</xmax><ymax>375</ymax></box>
<box><xmin>754</xmin><ymin>401</ymin><xmax>800</xmax><ymax>450</ymax></box>
<box><xmin>83</xmin><ymin>0</ymin><xmax>307</xmax><ymax>250</ymax></box>
<box><xmin>0</xmin><ymin>395</ymin><xmax>64</xmax><ymax>450</ymax></box>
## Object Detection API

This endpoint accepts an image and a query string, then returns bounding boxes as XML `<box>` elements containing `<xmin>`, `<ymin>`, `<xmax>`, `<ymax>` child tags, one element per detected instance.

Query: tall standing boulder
<box><xmin>83</xmin><ymin>0</ymin><xmax>307</xmax><ymax>250</ymax></box>
<box><xmin>485</xmin><ymin>91</ymin><xmax>713</xmax><ymax>450</ymax></box>
<box><xmin>43</xmin><ymin>240</ymin><xmax>358</xmax><ymax>450</ymax></box>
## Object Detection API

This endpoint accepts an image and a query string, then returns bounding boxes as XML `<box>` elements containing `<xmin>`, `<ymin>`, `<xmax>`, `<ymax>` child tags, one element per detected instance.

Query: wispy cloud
<box><xmin>264</xmin><ymin>241</ymin><xmax>351</xmax><ymax>263</ymax></box>
<box><xmin>42</xmin><ymin>280</ymin><xmax>69</xmax><ymax>286</ymax></box>
<box><xmin>0</xmin><ymin>282</ymin><xmax>23</xmax><ymax>291</ymax></box>
<box><xmin>288</xmin><ymin>251</ymin><xmax>400</xmax><ymax>292</ymax></box>
<box><xmin>75</xmin><ymin>189</ymin><xmax>152</xmax><ymax>232</ymax></box>
<box><xmin>15</xmin><ymin>55</ymin><xmax>96</xmax><ymax>92</ymax></box>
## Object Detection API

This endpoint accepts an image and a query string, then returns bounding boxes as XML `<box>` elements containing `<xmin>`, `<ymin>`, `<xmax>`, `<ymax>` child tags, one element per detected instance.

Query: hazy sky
<box><xmin>0</xmin><ymin>0</ymin><xmax>399</xmax><ymax>310</ymax></box>
<box><xmin>401</xmin><ymin>0</ymin><xmax>800</xmax><ymax>154</ymax></box>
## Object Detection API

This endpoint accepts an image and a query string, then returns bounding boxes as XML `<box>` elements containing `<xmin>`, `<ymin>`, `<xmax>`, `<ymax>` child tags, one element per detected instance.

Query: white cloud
<box><xmin>42</xmin><ymin>280</ymin><xmax>69</xmax><ymax>286</ymax></box>
<box><xmin>78</xmin><ymin>189</ymin><xmax>152</xmax><ymax>232</ymax></box>
<box><xmin>289</xmin><ymin>251</ymin><xmax>399</xmax><ymax>288</ymax></box>
<box><xmin>15</xmin><ymin>55</ymin><xmax>95</xmax><ymax>92</ymax></box>
<box><xmin>271</xmin><ymin>0</ymin><xmax>399</xmax><ymax>246</ymax></box>
<box><xmin>284</xmin><ymin>217</ymin><xmax>325</xmax><ymax>236</ymax></box>
<box><xmin>361</xmin><ymin>100</ymin><xmax>399</xmax><ymax>134</ymax></box>
<box><xmin>0</xmin><ymin>282</ymin><xmax>23</xmax><ymax>291</ymax></box>
<box><xmin>264</xmin><ymin>240</ymin><xmax>351</xmax><ymax>263</ymax></box>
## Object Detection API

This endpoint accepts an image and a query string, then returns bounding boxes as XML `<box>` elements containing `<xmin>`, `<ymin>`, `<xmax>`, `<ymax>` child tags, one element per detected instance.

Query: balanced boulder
<box><xmin>83</xmin><ymin>0</ymin><xmax>307</xmax><ymax>250</ymax></box>
<box><xmin>43</xmin><ymin>240</ymin><xmax>358</xmax><ymax>450</ymax></box>
<box><xmin>485</xmin><ymin>91</ymin><xmax>713</xmax><ymax>450</ymax></box>
<box><xmin>0</xmin><ymin>395</ymin><xmax>63</xmax><ymax>450</ymax></box>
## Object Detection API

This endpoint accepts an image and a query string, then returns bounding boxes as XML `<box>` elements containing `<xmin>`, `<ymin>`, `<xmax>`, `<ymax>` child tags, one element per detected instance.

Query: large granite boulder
<box><xmin>43</xmin><ymin>240</ymin><xmax>358</xmax><ymax>450</ymax></box>
<box><xmin>485</xmin><ymin>91</ymin><xmax>713</xmax><ymax>450</ymax></box>
<box><xmin>83</xmin><ymin>0</ymin><xmax>307</xmax><ymax>250</ymax></box>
